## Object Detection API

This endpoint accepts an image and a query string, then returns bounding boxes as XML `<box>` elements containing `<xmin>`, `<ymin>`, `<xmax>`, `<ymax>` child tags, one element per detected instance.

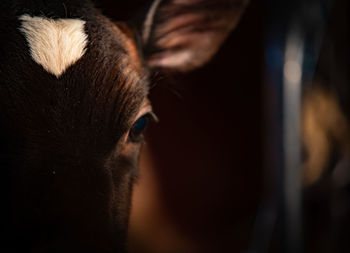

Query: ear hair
<box><xmin>142</xmin><ymin>0</ymin><xmax>163</xmax><ymax>43</ymax></box>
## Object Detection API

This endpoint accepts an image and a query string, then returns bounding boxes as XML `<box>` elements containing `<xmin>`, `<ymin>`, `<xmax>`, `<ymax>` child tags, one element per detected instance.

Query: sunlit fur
<box><xmin>302</xmin><ymin>87</ymin><xmax>350</xmax><ymax>186</ymax></box>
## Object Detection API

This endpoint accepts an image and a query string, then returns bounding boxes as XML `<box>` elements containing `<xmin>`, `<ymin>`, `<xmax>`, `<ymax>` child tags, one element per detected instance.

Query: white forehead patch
<box><xmin>19</xmin><ymin>15</ymin><xmax>88</xmax><ymax>78</ymax></box>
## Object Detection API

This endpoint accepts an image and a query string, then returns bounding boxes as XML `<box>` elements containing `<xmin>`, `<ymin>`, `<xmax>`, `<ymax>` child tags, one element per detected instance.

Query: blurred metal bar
<box><xmin>283</xmin><ymin>26</ymin><xmax>304</xmax><ymax>253</ymax></box>
<box><xmin>247</xmin><ymin>1</ymin><xmax>332</xmax><ymax>252</ymax></box>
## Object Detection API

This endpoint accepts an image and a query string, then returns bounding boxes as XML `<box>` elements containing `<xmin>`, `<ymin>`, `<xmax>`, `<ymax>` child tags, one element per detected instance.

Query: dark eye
<box><xmin>128</xmin><ymin>114</ymin><xmax>151</xmax><ymax>142</ymax></box>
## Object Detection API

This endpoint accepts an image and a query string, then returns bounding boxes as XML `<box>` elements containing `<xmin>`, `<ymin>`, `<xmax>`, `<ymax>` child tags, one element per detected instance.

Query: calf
<box><xmin>0</xmin><ymin>0</ymin><xmax>247</xmax><ymax>251</ymax></box>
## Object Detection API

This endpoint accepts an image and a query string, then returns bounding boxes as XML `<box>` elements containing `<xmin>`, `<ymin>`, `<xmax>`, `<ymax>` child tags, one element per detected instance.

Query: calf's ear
<box><xmin>141</xmin><ymin>0</ymin><xmax>249</xmax><ymax>72</ymax></box>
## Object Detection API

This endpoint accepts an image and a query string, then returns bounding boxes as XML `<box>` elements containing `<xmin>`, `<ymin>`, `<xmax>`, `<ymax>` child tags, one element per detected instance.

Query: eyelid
<box><xmin>147</xmin><ymin>111</ymin><xmax>159</xmax><ymax>123</ymax></box>
<box><xmin>134</xmin><ymin>103</ymin><xmax>158</xmax><ymax>124</ymax></box>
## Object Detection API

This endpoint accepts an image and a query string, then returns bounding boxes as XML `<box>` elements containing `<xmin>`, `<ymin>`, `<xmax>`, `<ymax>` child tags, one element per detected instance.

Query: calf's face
<box><xmin>0</xmin><ymin>0</ymin><xmax>247</xmax><ymax>251</ymax></box>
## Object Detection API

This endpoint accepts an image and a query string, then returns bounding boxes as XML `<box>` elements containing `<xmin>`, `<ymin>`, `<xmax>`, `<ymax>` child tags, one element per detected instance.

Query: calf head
<box><xmin>0</xmin><ymin>0</ymin><xmax>247</xmax><ymax>251</ymax></box>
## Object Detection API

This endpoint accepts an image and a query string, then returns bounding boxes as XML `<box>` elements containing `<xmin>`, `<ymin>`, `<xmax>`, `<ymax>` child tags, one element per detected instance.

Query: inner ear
<box><xmin>140</xmin><ymin>0</ymin><xmax>249</xmax><ymax>72</ymax></box>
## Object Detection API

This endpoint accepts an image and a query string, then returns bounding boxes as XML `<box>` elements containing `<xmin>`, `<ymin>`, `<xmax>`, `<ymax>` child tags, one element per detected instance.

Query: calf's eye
<box><xmin>128</xmin><ymin>113</ymin><xmax>152</xmax><ymax>142</ymax></box>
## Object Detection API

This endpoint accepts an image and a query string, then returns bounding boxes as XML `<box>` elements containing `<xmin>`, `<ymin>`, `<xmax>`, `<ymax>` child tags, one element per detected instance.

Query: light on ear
<box><xmin>142</xmin><ymin>0</ymin><xmax>249</xmax><ymax>72</ymax></box>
